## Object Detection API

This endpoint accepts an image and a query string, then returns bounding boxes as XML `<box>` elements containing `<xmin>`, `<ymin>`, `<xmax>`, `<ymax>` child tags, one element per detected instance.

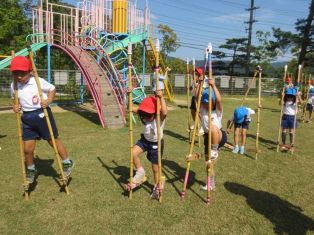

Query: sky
<box><xmin>64</xmin><ymin>0</ymin><xmax>310</xmax><ymax>61</ymax></box>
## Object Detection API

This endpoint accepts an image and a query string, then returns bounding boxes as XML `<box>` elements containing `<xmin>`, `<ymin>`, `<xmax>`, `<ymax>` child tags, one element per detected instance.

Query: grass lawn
<box><xmin>0</xmin><ymin>96</ymin><xmax>313</xmax><ymax>234</ymax></box>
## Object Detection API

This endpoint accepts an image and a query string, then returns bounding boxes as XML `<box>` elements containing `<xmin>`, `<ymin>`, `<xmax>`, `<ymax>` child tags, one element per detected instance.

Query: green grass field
<box><xmin>0</xmin><ymin>96</ymin><xmax>313</xmax><ymax>234</ymax></box>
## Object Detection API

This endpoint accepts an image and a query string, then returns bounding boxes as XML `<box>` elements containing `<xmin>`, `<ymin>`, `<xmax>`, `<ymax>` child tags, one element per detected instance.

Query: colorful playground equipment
<box><xmin>0</xmin><ymin>0</ymin><xmax>174</xmax><ymax>128</ymax></box>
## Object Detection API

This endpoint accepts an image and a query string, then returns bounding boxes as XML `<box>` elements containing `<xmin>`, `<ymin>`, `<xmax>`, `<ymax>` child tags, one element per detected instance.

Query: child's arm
<box><xmin>41</xmin><ymin>89</ymin><xmax>56</xmax><ymax>108</ymax></box>
<box><xmin>208</xmin><ymin>78</ymin><xmax>222</xmax><ymax>112</ymax></box>
<box><xmin>155</xmin><ymin>90</ymin><xmax>167</xmax><ymax>120</ymax></box>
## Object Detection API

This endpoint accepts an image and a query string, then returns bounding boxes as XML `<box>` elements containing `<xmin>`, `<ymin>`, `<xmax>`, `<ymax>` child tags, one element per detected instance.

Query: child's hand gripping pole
<box><xmin>11</xmin><ymin>51</ymin><xmax>29</xmax><ymax>200</ymax></box>
<box><xmin>155</xmin><ymin>39</ymin><xmax>164</xmax><ymax>202</ymax></box>
<box><xmin>28</xmin><ymin>49</ymin><xmax>70</xmax><ymax>195</ymax></box>
<box><xmin>206</xmin><ymin>43</ymin><xmax>213</xmax><ymax>206</ymax></box>
<box><xmin>291</xmin><ymin>64</ymin><xmax>302</xmax><ymax>154</ymax></box>
<box><xmin>276</xmin><ymin>65</ymin><xmax>288</xmax><ymax>152</ymax></box>
<box><xmin>127</xmin><ymin>43</ymin><xmax>134</xmax><ymax>199</ymax></box>
<box><xmin>255</xmin><ymin>65</ymin><xmax>263</xmax><ymax>160</ymax></box>
<box><xmin>181</xmin><ymin>49</ymin><xmax>207</xmax><ymax>200</ymax></box>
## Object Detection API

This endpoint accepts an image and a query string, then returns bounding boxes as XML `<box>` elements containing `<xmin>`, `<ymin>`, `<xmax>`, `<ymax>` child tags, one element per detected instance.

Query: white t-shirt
<box><xmin>307</xmin><ymin>85</ymin><xmax>314</xmax><ymax>104</ymax></box>
<box><xmin>10</xmin><ymin>76</ymin><xmax>55</xmax><ymax>112</ymax></box>
<box><xmin>142</xmin><ymin>119</ymin><xmax>165</xmax><ymax>142</ymax></box>
<box><xmin>230</xmin><ymin>107</ymin><xmax>255</xmax><ymax>122</ymax></box>
<box><xmin>200</xmin><ymin>106</ymin><xmax>222</xmax><ymax>132</ymax></box>
<box><xmin>283</xmin><ymin>101</ymin><xmax>297</xmax><ymax>115</ymax></box>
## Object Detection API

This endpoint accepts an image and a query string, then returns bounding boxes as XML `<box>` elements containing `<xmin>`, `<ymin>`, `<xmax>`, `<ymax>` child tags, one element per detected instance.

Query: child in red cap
<box><xmin>10</xmin><ymin>56</ymin><xmax>74</xmax><ymax>184</ymax></box>
<box><xmin>129</xmin><ymin>89</ymin><xmax>167</xmax><ymax>199</ymax></box>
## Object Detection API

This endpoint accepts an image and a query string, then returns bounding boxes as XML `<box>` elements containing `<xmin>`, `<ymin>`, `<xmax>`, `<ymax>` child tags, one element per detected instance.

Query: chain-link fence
<box><xmin>0</xmin><ymin>69</ymin><xmax>281</xmax><ymax>107</ymax></box>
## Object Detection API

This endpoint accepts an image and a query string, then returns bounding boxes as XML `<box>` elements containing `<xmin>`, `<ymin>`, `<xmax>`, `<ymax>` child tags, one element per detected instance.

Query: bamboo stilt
<box><xmin>276</xmin><ymin>65</ymin><xmax>288</xmax><ymax>152</ymax></box>
<box><xmin>28</xmin><ymin>50</ymin><xmax>69</xmax><ymax>194</ymax></box>
<box><xmin>127</xmin><ymin>43</ymin><xmax>134</xmax><ymax>199</ymax></box>
<box><xmin>255</xmin><ymin>66</ymin><xmax>262</xmax><ymax>160</ymax></box>
<box><xmin>11</xmin><ymin>51</ymin><xmax>29</xmax><ymax>200</ymax></box>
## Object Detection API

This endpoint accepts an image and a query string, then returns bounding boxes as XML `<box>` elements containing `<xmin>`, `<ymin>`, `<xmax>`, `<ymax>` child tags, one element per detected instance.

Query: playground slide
<box><xmin>0</xmin><ymin>43</ymin><xmax>47</xmax><ymax>71</ymax></box>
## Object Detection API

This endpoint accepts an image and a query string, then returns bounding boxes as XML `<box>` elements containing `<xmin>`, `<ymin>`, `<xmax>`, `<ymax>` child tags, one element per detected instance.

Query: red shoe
<box><xmin>279</xmin><ymin>144</ymin><xmax>287</xmax><ymax>151</ymax></box>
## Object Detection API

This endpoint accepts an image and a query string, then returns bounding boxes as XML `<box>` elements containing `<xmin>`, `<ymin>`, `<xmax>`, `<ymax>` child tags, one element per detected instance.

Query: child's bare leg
<box><xmin>132</xmin><ymin>145</ymin><xmax>144</xmax><ymax>170</ymax></box>
<box><xmin>151</xmin><ymin>164</ymin><xmax>159</xmax><ymax>185</ymax></box>
<box><xmin>281</xmin><ymin>128</ymin><xmax>287</xmax><ymax>145</ymax></box>
<box><xmin>241</xmin><ymin>129</ymin><xmax>247</xmax><ymax>146</ymax></box>
<box><xmin>48</xmin><ymin>138</ymin><xmax>68</xmax><ymax>160</ymax></box>
<box><xmin>289</xmin><ymin>129</ymin><xmax>295</xmax><ymax>146</ymax></box>
<box><xmin>234</xmin><ymin>127</ymin><xmax>240</xmax><ymax>146</ymax></box>
<box><xmin>24</xmin><ymin>140</ymin><xmax>36</xmax><ymax>166</ymax></box>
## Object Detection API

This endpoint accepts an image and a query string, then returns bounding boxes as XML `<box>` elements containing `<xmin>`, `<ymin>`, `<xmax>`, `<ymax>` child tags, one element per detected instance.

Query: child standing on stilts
<box><xmin>199</xmin><ymin>74</ymin><xmax>227</xmax><ymax>190</ymax></box>
<box><xmin>128</xmin><ymin>88</ymin><xmax>167</xmax><ymax>199</ymax></box>
<box><xmin>10</xmin><ymin>56</ymin><xmax>74</xmax><ymax>184</ymax></box>
<box><xmin>305</xmin><ymin>80</ymin><xmax>314</xmax><ymax>123</ymax></box>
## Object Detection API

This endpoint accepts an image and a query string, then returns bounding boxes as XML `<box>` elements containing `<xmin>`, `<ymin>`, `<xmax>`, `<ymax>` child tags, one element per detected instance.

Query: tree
<box><xmin>157</xmin><ymin>24</ymin><xmax>180</xmax><ymax>61</ymax></box>
<box><xmin>0</xmin><ymin>0</ymin><xmax>32</xmax><ymax>55</ymax></box>
<box><xmin>219</xmin><ymin>38</ymin><xmax>248</xmax><ymax>75</ymax></box>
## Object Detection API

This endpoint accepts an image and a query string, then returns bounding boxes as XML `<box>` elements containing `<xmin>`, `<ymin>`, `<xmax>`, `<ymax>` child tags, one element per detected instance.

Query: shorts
<box><xmin>306</xmin><ymin>103</ymin><xmax>313</xmax><ymax>112</ymax></box>
<box><xmin>203</xmin><ymin>129</ymin><xmax>227</xmax><ymax>154</ymax></box>
<box><xmin>21</xmin><ymin>108</ymin><xmax>59</xmax><ymax>141</ymax></box>
<box><xmin>190</xmin><ymin>96</ymin><xmax>196</xmax><ymax>111</ymax></box>
<box><xmin>234</xmin><ymin>121</ymin><xmax>250</xmax><ymax>129</ymax></box>
<box><xmin>136</xmin><ymin>134</ymin><xmax>164</xmax><ymax>164</ymax></box>
<box><xmin>281</xmin><ymin>114</ymin><xmax>297</xmax><ymax>129</ymax></box>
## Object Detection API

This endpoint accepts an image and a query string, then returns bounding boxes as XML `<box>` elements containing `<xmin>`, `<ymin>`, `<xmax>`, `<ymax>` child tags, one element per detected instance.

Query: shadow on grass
<box><xmin>97</xmin><ymin>157</ymin><xmax>153</xmax><ymax>197</ymax></box>
<box><xmin>177</xmin><ymin>104</ymin><xmax>188</xmax><ymax>109</ymax></box>
<box><xmin>34</xmin><ymin>156</ymin><xmax>71</xmax><ymax>194</ymax></box>
<box><xmin>163</xmin><ymin>159</ymin><xmax>206</xmax><ymax>202</ymax></box>
<box><xmin>262</xmin><ymin>106</ymin><xmax>280</xmax><ymax>113</ymax></box>
<box><xmin>247</xmin><ymin>133</ymin><xmax>277</xmax><ymax>149</ymax></box>
<box><xmin>164</xmin><ymin>129</ymin><xmax>190</xmax><ymax>143</ymax></box>
<box><xmin>224</xmin><ymin>182</ymin><xmax>314</xmax><ymax>235</ymax></box>
<box><xmin>60</xmin><ymin>104</ymin><xmax>100</xmax><ymax>126</ymax></box>
<box><xmin>0</xmin><ymin>134</ymin><xmax>7</xmax><ymax>138</ymax></box>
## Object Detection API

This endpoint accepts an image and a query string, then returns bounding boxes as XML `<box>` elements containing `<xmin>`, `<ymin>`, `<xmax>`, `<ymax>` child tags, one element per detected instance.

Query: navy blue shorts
<box><xmin>136</xmin><ymin>134</ymin><xmax>164</xmax><ymax>164</ymax></box>
<box><xmin>234</xmin><ymin>121</ymin><xmax>250</xmax><ymax>129</ymax></box>
<box><xmin>21</xmin><ymin>108</ymin><xmax>59</xmax><ymax>141</ymax></box>
<box><xmin>306</xmin><ymin>103</ymin><xmax>313</xmax><ymax>112</ymax></box>
<box><xmin>190</xmin><ymin>96</ymin><xmax>196</xmax><ymax>111</ymax></box>
<box><xmin>281</xmin><ymin>114</ymin><xmax>297</xmax><ymax>129</ymax></box>
<box><xmin>203</xmin><ymin>129</ymin><xmax>227</xmax><ymax>154</ymax></box>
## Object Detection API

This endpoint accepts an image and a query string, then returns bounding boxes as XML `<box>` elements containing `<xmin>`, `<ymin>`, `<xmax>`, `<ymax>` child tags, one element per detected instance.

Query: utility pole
<box><xmin>245</xmin><ymin>0</ymin><xmax>259</xmax><ymax>75</ymax></box>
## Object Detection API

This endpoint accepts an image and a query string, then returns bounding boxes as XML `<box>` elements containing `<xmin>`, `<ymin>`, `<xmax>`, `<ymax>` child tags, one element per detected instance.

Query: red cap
<box><xmin>138</xmin><ymin>96</ymin><xmax>157</xmax><ymax>114</ymax></box>
<box><xmin>195</xmin><ymin>67</ymin><xmax>204</xmax><ymax>76</ymax></box>
<box><xmin>10</xmin><ymin>56</ymin><xmax>32</xmax><ymax>72</ymax></box>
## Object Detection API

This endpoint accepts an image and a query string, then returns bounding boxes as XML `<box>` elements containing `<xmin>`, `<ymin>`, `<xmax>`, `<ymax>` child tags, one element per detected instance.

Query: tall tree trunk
<box><xmin>297</xmin><ymin>0</ymin><xmax>314</xmax><ymax>68</ymax></box>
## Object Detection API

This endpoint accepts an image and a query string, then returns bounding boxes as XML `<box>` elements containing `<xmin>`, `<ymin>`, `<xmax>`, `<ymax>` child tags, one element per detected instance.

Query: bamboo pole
<box><xmin>206</xmin><ymin>43</ymin><xmax>213</xmax><ymax>206</ymax></box>
<box><xmin>181</xmin><ymin>51</ymin><xmax>207</xmax><ymax>199</ymax></box>
<box><xmin>128</xmin><ymin>43</ymin><xmax>133</xmax><ymax>199</ymax></box>
<box><xmin>302</xmin><ymin>75</ymin><xmax>311</xmax><ymax>122</ymax></box>
<box><xmin>291</xmin><ymin>65</ymin><xmax>302</xmax><ymax>154</ymax></box>
<box><xmin>192</xmin><ymin>58</ymin><xmax>201</xmax><ymax>147</ymax></box>
<box><xmin>11</xmin><ymin>51</ymin><xmax>29</xmax><ymax>200</ymax></box>
<box><xmin>276</xmin><ymin>65</ymin><xmax>288</xmax><ymax>152</ymax></box>
<box><xmin>155</xmin><ymin>39</ymin><xmax>163</xmax><ymax>202</ymax></box>
<box><xmin>255</xmin><ymin>66</ymin><xmax>262</xmax><ymax>160</ymax></box>
<box><xmin>186</xmin><ymin>58</ymin><xmax>191</xmax><ymax>135</ymax></box>
<box><xmin>28</xmin><ymin>50</ymin><xmax>69</xmax><ymax>194</ymax></box>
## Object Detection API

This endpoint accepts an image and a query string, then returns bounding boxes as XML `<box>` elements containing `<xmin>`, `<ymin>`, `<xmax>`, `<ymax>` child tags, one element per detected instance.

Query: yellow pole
<box><xmin>276</xmin><ymin>65</ymin><xmax>288</xmax><ymax>152</ymax></box>
<box><xmin>128</xmin><ymin>43</ymin><xmax>133</xmax><ymax>199</ymax></box>
<box><xmin>291</xmin><ymin>65</ymin><xmax>302</xmax><ymax>154</ymax></box>
<box><xmin>113</xmin><ymin>0</ymin><xmax>127</xmax><ymax>33</ymax></box>
<box><xmin>186</xmin><ymin>58</ymin><xmax>191</xmax><ymax>136</ymax></box>
<box><xmin>155</xmin><ymin>39</ymin><xmax>163</xmax><ymax>202</ymax></box>
<box><xmin>28</xmin><ymin>51</ymin><xmax>69</xmax><ymax>195</ymax></box>
<box><xmin>241</xmin><ymin>71</ymin><xmax>259</xmax><ymax>106</ymax></box>
<box><xmin>11</xmin><ymin>51</ymin><xmax>29</xmax><ymax>200</ymax></box>
<box><xmin>255</xmin><ymin>66</ymin><xmax>262</xmax><ymax>160</ymax></box>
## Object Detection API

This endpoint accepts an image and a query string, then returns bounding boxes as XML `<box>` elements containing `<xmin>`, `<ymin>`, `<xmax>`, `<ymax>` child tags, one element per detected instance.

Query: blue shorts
<box><xmin>281</xmin><ymin>114</ymin><xmax>297</xmax><ymax>129</ymax></box>
<box><xmin>203</xmin><ymin>129</ymin><xmax>227</xmax><ymax>154</ymax></box>
<box><xmin>235</xmin><ymin>121</ymin><xmax>250</xmax><ymax>129</ymax></box>
<box><xmin>21</xmin><ymin>108</ymin><xmax>59</xmax><ymax>141</ymax></box>
<box><xmin>306</xmin><ymin>103</ymin><xmax>313</xmax><ymax>112</ymax></box>
<box><xmin>136</xmin><ymin>134</ymin><xmax>164</xmax><ymax>164</ymax></box>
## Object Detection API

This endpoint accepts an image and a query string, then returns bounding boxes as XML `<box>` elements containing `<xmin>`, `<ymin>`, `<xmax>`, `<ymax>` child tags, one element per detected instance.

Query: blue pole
<box><xmin>47</xmin><ymin>44</ymin><xmax>51</xmax><ymax>83</ymax></box>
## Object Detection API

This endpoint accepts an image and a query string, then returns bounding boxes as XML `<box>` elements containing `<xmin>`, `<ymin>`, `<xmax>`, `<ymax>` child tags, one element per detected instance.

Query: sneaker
<box><xmin>200</xmin><ymin>177</ymin><xmax>216</xmax><ymax>191</ymax></box>
<box><xmin>62</xmin><ymin>160</ymin><xmax>74</xmax><ymax>177</ymax></box>
<box><xmin>190</xmin><ymin>125</ymin><xmax>195</xmax><ymax>130</ymax></box>
<box><xmin>198</xmin><ymin>127</ymin><xmax>205</xmax><ymax>135</ymax></box>
<box><xmin>211</xmin><ymin>150</ymin><xmax>218</xmax><ymax>160</ymax></box>
<box><xmin>26</xmin><ymin>168</ymin><xmax>37</xmax><ymax>184</ymax></box>
<box><xmin>151</xmin><ymin>185</ymin><xmax>159</xmax><ymax>199</ymax></box>
<box><xmin>232</xmin><ymin>146</ymin><xmax>239</xmax><ymax>154</ymax></box>
<box><xmin>239</xmin><ymin>146</ymin><xmax>245</xmax><ymax>155</ymax></box>
<box><xmin>133</xmin><ymin>169</ymin><xmax>146</xmax><ymax>184</ymax></box>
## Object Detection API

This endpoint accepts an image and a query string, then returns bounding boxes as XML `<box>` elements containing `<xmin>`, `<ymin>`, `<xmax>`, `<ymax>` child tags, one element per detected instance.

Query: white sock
<box><xmin>62</xmin><ymin>159</ymin><xmax>71</xmax><ymax>164</ymax></box>
<box><xmin>27</xmin><ymin>164</ymin><xmax>35</xmax><ymax>170</ymax></box>
<box><xmin>136</xmin><ymin>167</ymin><xmax>145</xmax><ymax>174</ymax></box>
